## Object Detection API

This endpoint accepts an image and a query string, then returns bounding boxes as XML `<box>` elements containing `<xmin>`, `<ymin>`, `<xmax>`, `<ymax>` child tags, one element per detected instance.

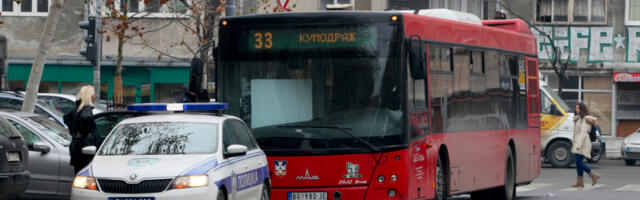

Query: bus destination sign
<box><xmin>247</xmin><ymin>27</ymin><xmax>377</xmax><ymax>51</ymax></box>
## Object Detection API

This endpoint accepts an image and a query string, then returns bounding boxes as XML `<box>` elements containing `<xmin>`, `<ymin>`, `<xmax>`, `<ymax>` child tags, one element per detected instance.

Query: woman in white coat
<box><xmin>571</xmin><ymin>102</ymin><xmax>600</xmax><ymax>188</ymax></box>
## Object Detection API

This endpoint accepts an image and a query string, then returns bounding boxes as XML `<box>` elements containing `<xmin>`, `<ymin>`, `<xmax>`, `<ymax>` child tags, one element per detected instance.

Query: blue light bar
<box><xmin>126</xmin><ymin>103</ymin><xmax>228</xmax><ymax>112</ymax></box>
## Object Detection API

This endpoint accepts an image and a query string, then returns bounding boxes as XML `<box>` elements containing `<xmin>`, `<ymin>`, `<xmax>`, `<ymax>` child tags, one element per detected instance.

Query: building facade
<box><xmin>500</xmin><ymin>0</ymin><xmax>640</xmax><ymax>137</ymax></box>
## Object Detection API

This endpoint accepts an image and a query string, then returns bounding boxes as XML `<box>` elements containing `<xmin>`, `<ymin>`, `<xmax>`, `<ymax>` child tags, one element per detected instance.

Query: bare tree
<box><xmin>497</xmin><ymin>0</ymin><xmax>572</xmax><ymax>96</ymax></box>
<box><xmin>21</xmin><ymin>0</ymin><xmax>67</xmax><ymax>113</ymax></box>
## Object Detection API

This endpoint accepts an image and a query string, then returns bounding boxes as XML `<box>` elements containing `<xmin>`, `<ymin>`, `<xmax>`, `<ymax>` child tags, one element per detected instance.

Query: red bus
<box><xmin>217</xmin><ymin>10</ymin><xmax>540</xmax><ymax>200</ymax></box>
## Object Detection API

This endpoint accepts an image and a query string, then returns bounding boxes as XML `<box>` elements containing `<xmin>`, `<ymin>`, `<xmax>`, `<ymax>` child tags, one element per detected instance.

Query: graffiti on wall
<box><xmin>530</xmin><ymin>26</ymin><xmax>640</xmax><ymax>63</ymax></box>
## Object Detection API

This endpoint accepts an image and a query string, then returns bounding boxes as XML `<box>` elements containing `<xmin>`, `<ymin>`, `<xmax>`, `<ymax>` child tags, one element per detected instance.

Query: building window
<box><xmin>0</xmin><ymin>0</ymin><xmax>49</xmax><ymax>16</ymax></box>
<box><xmin>323</xmin><ymin>0</ymin><xmax>354</xmax><ymax>10</ymax></box>
<box><xmin>429</xmin><ymin>0</ymin><xmax>483</xmax><ymax>19</ymax></box>
<box><xmin>536</xmin><ymin>0</ymin><xmax>607</xmax><ymax>24</ymax></box>
<box><xmin>113</xmin><ymin>0</ymin><xmax>188</xmax><ymax>18</ymax></box>
<box><xmin>626</xmin><ymin>0</ymin><xmax>640</xmax><ymax>25</ymax></box>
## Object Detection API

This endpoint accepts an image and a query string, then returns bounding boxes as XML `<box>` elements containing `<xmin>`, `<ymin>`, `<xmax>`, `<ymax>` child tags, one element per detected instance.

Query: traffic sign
<box><xmin>278</xmin><ymin>0</ymin><xmax>290</xmax><ymax>9</ymax></box>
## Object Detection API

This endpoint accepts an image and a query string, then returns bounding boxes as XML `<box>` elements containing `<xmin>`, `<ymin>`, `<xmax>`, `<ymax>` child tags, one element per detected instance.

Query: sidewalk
<box><xmin>602</xmin><ymin>137</ymin><xmax>624</xmax><ymax>159</ymax></box>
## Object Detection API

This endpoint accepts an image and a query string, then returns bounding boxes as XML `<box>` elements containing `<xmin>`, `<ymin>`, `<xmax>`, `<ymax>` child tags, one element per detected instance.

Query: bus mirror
<box><xmin>409</xmin><ymin>42</ymin><xmax>426</xmax><ymax>80</ymax></box>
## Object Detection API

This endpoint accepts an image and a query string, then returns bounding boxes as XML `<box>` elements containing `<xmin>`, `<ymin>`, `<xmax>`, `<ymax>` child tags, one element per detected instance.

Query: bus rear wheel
<box><xmin>436</xmin><ymin>156</ymin><xmax>448</xmax><ymax>200</ymax></box>
<box><xmin>492</xmin><ymin>146</ymin><xmax>516</xmax><ymax>200</ymax></box>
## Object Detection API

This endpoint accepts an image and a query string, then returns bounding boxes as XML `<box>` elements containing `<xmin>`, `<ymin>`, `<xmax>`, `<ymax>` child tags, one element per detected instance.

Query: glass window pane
<box><xmin>0</xmin><ymin>118</ymin><xmax>21</xmax><ymax>139</ymax></box>
<box><xmin>573</xmin><ymin>0</ymin><xmax>588</xmax><ymax>22</ymax></box>
<box><xmin>554</xmin><ymin>0</ymin><xmax>569</xmax><ymax>22</ymax></box>
<box><xmin>467</xmin><ymin>0</ymin><xmax>482</xmax><ymax>17</ymax></box>
<box><xmin>582</xmin><ymin>92</ymin><xmax>612</xmax><ymax>135</ymax></box>
<box><xmin>631</xmin><ymin>0</ymin><xmax>640</xmax><ymax>21</ymax></box>
<box><xmin>154</xmin><ymin>83</ymin><xmax>185</xmax><ymax>103</ymax></box>
<box><xmin>9</xmin><ymin>81</ymin><xmax>25</xmax><ymax>91</ymax></box>
<box><xmin>100</xmin><ymin>83</ymin><xmax>109</xmax><ymax>102</ymax></box>
<box><xmin>37</xmin><ymin>0</ymin><xmax>47</xmax><ymax>12</ymax></box>
<box><xmin>560</xmin><ymin>91</ymin><xmax>578</xmax><ymax>110</ymax></box>
<box><xmin>123</xmin><ymin>85</ymin><xmax>136</xmax><ymax>105</ymax></box>
<box><xmin>60</xmin><ymin>82</ymin><xmax>91</xmax><ymax>94</ymax></box>
<box><xmin>582</xmin><ymin>76</ymin><xmax>612</xmax><ymax>90</ymax></box>
<box><xmin>21</xmin><ymin>0</ymin><xmax>32</xmax><ymax>12</ymax></box>
<box><xmin>537</xmin><ymin>0</ymin><xmax>552</xmax><ymax>22</ymax></box>
<box><xmin>121</xmin><ymin>0</ymin><xmax>139</xmax><ymax>12</ymax></box>
<box><xmin>145</xmin><ymin>0</ymin><xmax>160</xmax><ymax>13</ymax></box>
<box><xmin>449</xmin><ymin>0</ymin><xmax>462</xmax><ymax>11</ymax></box>
<box><xmin>591</xmin><ymin>0</ymin><xmax>605</xmax><ymax>22</ymax></box>
<box><xmin>561</xmin><ymin>76</ymin><xmax>579</xmax><ymax>89</ymax></box>
<box><xmin>39</xmin><ymin>81</ymin><xmax>58</xmax><ymax>93</ymax></box>
<box><xmin>8</xmin><ymin>120</ymin><xmax>41</xmax><ymax>147</ymax></box>
<box><xmin>2</xmin><ymin>0</ymin><xmax>13</xmax><ymax>12</ymax></box>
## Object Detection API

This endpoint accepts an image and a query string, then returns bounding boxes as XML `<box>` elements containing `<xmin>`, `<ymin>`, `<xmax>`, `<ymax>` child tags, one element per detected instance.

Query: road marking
<box><xmin>561</xmin><ymin>184</ymin><xmax>605</xmax><ymax>192</ymax></box>
<box><xmin>517</xmin><ymin>183</ymin><xmax>552</xmax><ymax>192</ymax></box>
<box><xmin>614</xmin><ymin>184</ymin><xmax>640</xmax><ymax>192</ymax></box>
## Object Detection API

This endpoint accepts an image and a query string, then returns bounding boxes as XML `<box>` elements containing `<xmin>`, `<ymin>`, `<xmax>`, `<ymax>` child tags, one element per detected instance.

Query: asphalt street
<box><xmin>451</xmin><ymin>159</ymin><xmax>640</xmax><ymax>200</ymax></box>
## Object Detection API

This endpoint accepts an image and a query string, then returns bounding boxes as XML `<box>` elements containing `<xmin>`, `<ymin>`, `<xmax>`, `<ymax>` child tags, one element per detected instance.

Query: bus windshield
<box><xmin>219</xmin><ymin>22</ymin><xmax>404</xmax><ymax>155</ymax></box>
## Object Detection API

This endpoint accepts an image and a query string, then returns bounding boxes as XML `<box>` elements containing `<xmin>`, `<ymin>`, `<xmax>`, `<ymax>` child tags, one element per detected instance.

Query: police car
<box><xmin>70</xmin><ymin>103</ymin><xmax>270</xmax><ymax>200</ymax></box>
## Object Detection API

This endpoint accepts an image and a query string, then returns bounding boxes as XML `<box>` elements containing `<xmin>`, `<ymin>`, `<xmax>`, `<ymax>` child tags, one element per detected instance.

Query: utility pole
<box><xmin>94</xmin><ymin>0</ymin><xmax>102</xmax><ymax>100</ymax></box>
<box><xmin>226</xmin><ymin>0</ymin><xmax>236</xmax><ymax>16</ymax></box>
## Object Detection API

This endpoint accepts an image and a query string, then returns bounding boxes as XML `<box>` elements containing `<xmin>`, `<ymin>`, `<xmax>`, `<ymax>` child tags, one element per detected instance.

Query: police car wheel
<box><xmin>261</xmin><ymin>184</ymin><xmax>270</xmax><ymax>200</ymax></box>
<box><xmin>217</xmin><ymin>189</ymin><xmax>227</xmax><ymax>200</ymax></box>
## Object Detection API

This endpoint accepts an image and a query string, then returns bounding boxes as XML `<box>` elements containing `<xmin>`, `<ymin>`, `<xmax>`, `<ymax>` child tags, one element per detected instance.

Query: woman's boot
<box><xmin>571</xmin><ymin>176</ymin><xmax>584</xmax><ymax>188</ymax></box>
<box><xmin>589</xmin><ymin>171</ymin><xmax>600</xmax><ymax>186</ymax></box>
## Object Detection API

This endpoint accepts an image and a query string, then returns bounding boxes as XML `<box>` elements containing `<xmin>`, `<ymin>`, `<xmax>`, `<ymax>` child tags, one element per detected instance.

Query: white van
<box><xmin>539</xmin><ymin>81</ymin><xmax>603</xmax><ymax>167</ymax></box>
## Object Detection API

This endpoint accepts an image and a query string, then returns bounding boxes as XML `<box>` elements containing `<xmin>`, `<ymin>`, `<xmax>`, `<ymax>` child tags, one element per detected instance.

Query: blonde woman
<box><xmin>571</xmin><ymin>102</ymin><xmax>600</xmax><ymax>188</ymax></box>
<box><xmin>66</xmin><ymin>86</ymin><xmax>98</xmax><ymax>174</ymax></box>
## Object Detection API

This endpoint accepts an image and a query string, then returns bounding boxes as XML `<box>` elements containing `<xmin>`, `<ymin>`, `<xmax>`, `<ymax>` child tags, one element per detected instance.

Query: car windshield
<box><xmin>25</xmin><ymin>116</ymin><xmax>71</xmax><ymax>146</ymax></box>
<box><xmin>99</xmin><ymin>122</ymin><xmax>219</xmax><ymax>155</ymax></box>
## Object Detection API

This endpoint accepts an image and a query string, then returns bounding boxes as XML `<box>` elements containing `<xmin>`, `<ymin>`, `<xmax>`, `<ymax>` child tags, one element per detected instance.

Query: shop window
<box><xmin>39</xmin><ymin>81</ymin><xmax>58</xmax><ymax>93</ymax></box>
<box><xmin>154</xmin><ymin>83</ymin><xmax>185</xmax><ymax>103</ymax></box>
<box><xmin>537</xmin><ymin>0</ymin><xmax>607</xmax><ymax>24</ymax></box>
<box><xmin>100</xmin><ymin>83</ymin><xmax>109</xmax><ymax>101</ymax></box>
<box><xmin>560</xmin><ymin>91</ymin><xmax>579</xmax><ymax>109</ymax></box>
<box><xmin>123</xmin><ymin>86</ymin><xmax>137</xmax><ymax>105</ymax></box>
<box><xmin>61</xmin><ymin>82</ymin><xmax>91</xmax><ymax>95</ymax></box>
<box><xmin>583</xmin><ymin>76</ymin><xmax>612</xmax><ymax>90</ymax></box>
<box><xmin>582</xmin><ymin>92</ymin><xmax>612</xmax><ymax>135</ymax></box>
<box><xmin>9</xmin><ymin>81</ymin><xmax>25</xmax><ymax>91</ymax></box>
<box><xmin>141</xmin><ymin>84</ymin><xmax>151</xmax><ymax>103</ymax></box>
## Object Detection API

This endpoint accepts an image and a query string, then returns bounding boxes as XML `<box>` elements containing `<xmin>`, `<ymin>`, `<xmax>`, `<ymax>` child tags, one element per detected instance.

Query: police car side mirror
<box><xmin>82</xmin><ymin>146</ymin><xmax>97</xmax><ymax>155</ymax></box>
<box><xmin>225</xmin><ymin>144</ymin><xmax>248</xmax><ymax>158</ymax></box>
<box><xmin>32</xmin><ymin>142</ymin><xmax>51</xmax><ymax>154</ymax></box>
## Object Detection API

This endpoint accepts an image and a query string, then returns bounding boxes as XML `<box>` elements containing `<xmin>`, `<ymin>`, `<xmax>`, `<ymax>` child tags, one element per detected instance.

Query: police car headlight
<box><xmin>172</xmin><ymin>175</ymin><xmax>209</xmax><ymax>189</ymax></box>
<box><xmin>73</xmin><ymin>176</ymin><xmax>97</xmax><ymax>190</ymax></box>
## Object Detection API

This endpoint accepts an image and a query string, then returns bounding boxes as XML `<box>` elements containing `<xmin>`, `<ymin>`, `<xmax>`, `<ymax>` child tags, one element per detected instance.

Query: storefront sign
<box><xmin>614</xmin><ymin>73</ymin><xmax>640</xmax><ymax>82</ymax></box>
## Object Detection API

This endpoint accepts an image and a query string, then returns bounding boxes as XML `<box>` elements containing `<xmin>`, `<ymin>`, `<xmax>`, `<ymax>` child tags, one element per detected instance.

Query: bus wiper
<box><xmin>277</xmin><ymin>125</ymin><xmax>381</xmax><ymax>152</ymax></box>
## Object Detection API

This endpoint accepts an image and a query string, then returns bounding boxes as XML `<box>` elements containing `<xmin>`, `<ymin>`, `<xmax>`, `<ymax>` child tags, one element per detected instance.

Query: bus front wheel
<box><xmin>436</xmin><ymin>156</ymin><xmax>448</xmax><ymax>200</ymax></box>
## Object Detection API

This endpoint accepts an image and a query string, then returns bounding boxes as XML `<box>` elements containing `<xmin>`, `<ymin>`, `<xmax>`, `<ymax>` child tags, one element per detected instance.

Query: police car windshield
<box><xmin>99</xmin><ymin>122</ymin><xmax>218</xmax><ymax>155</ymax></box>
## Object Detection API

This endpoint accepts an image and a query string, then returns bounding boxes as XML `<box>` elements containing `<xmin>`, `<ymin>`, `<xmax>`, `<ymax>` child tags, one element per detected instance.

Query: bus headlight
<box><xmin>172</xmin><ymin>175</ymin><xmax>209</xmax><ymax>189</ymax></box>
<box><xmin>73</xmin><ymin>176</ymin><xmax>97</xmax><ymax>190</ymax></box>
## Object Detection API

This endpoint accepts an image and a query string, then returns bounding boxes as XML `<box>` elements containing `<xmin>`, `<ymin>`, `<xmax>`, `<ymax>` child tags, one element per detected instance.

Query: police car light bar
<box><xmin>126</xmin><ymin>103</ymin><xmax>228</xmax><ymax>112</ymax></box>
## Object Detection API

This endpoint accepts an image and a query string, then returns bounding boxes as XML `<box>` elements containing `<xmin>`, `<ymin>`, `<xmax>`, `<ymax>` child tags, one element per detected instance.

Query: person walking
<box><xmin>571</xmin><ymin>102</ymin><xmax>600</xmax><ymax>188</ymax></box>
<box><xmin>65</xmin><ymin>86</ymin><xmax>99</xmax><ymax>174</ymax></box>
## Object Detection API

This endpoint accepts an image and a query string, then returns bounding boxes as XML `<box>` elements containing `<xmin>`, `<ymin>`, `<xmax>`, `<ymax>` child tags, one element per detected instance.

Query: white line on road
<box><xmin>517</xmin><ymin>183</ymin><xmax>552</xmax><ymax>192</ymax></box>
<box><xmin>614</xmin><ymin>184</ymin><xmax>640</xmax><ymax>192</ymax></box>
<box><xmin>561</xmin><ymin>184</ymin><xmax>605</xmax><ymax>192</ymax></box>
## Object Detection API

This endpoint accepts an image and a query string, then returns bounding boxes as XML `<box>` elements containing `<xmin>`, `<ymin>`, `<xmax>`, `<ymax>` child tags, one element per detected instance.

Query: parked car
<box><xmin>0</xmin><ymin>92</ymin><xmax>66</xmax><ymax>128</ymax></box>
<box><xmin>0</xmin><ymin>116</ymin><xmax>30</xmax><ymax>200</ymax></box>
<box><xmin>0</xmin><ymin>110</ymin><xmax>74</xmax><ymax>199</ymax></box>
<box><xmin>37</xmin><ymin>93</ymin><xmax>106</xmax><ymax>114</ymax></box>
<box><xmin>622</xmin><ymin>128</ymin><xmax>640</xmax><ymax>166</ymax></box>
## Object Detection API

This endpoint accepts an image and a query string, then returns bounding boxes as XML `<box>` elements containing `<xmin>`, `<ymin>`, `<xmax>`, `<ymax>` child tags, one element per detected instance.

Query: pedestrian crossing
<box><xmin>516</xmin><ymin>183</ymin><xmax>640</xmax><ymax>193</ymax></box>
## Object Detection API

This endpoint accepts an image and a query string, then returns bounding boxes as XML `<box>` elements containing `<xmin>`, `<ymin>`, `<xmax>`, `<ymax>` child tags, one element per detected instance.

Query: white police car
<box><xmin>70</xmin><ymin>103</ymin><xmax>270</xmax><ymax>200</ymax></box>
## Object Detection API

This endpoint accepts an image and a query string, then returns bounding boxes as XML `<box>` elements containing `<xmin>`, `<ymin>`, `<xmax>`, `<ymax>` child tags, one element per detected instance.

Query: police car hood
<box><xmin>90</xmin><ymin>154</ymin><xmax>216</xmax><ymax>180</ymax></box>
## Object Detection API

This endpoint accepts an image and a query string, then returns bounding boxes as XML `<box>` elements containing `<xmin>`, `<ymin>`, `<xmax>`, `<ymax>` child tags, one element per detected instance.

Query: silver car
<box><xmin>0</xmin><ymin>110</ymin><xmax>74</xmax><ymax>199</ymax></box>
<box><xmin>622</xmin><ymin>128</ymin><xmax>640</xmax><ymax>166</ymax></box>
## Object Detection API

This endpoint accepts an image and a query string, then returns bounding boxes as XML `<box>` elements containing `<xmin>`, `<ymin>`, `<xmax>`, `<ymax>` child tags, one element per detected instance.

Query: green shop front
<box><xmin>7</xmin><ymin>64</ymin><xmax>190</xmax><ymax>104</ymax></box>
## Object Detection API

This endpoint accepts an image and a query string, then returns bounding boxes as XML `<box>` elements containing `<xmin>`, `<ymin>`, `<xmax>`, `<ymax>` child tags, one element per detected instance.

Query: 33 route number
<box><xmin>254</xmin><ymin>32</ymin><xmax>273</xmax><ymax>49</ymax></box>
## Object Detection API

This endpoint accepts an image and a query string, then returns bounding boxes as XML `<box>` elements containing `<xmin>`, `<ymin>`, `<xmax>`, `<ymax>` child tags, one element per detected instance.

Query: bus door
<box><xmin>408</xmin><ymin>40</ymin><xmax>432</xmax><ymax>199</ymax></box>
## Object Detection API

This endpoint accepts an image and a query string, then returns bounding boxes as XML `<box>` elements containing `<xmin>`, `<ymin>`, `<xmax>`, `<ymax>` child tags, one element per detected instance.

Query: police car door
<box><xmin>230</xmin><ymin>120</ymin><xmax>264</xmax><ymax>199</ymax></box>
<box><xmin>222</xmin><ymin>120</ymin><xmax>252</xmax><ymax>200</ymax></box>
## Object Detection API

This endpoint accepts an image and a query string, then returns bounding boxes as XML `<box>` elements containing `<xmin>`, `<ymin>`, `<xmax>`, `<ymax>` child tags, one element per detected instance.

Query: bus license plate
<box><xmin>108</xmin><ymin>198</ymin><xmax>155</xmax><ymax>200</ymax></box>
<box><xmin>6</xmin><ymin>152</ymin><xmax>20</xmax><ymax>162</ymax></box>
<box><xmin>288</xmin><ymin>192</ymin><xmax>328</xmax><ymax>200</ymax></box>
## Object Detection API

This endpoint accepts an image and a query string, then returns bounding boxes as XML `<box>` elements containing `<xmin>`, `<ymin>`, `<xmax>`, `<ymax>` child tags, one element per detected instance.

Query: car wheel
<box><xmin>217</xmin><ymin>188</ymin><xmax>227</xmax><ymax>200</ymax></box>
<box><xmin>546</xmin><ymin>140</ymin><xmax>573</xmax><ymax>168</ymax></box>
<box><xmin>588</xmin><ymin>151</ymin><xmax>601</xmax><ymax>163</ymax></box>
<box><xmin>625</xmin><ymin>159</ymin><xmax>637</xmax><ymax>166</ymax></box>
<box><xmin>261</xmin><ymin>183</ymin><xmax>270</xmax><ymax>200</ymax></box>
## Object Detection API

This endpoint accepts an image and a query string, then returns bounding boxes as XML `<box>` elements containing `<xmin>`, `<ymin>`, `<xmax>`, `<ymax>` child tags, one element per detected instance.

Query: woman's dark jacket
<box><xmin>64</xmin><ymin>102</ymin><xmax>99</xmax><ymax>167</ymax></box>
